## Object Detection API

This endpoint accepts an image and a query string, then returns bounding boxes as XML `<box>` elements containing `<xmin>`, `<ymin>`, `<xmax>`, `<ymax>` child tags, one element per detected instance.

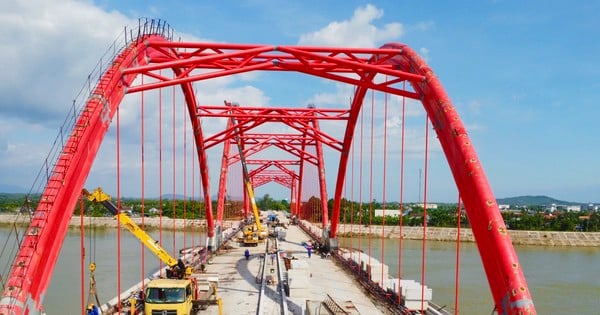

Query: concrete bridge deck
<box><xmin>204</xmin><ymin>223</ymin><xmax>385</xmax><ymax>315</ymax></box>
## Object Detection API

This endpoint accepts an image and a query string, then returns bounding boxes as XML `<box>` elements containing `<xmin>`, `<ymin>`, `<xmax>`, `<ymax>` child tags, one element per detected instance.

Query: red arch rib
<box><xmin>331</xmin><ymin>43</ymin><xmax>535</xmax><ymax>315</ymax></box>
<box><xmin>0</xmin><ymin>35</ymin><xmax>158</xmax><ymax>314</ymax></box>
<box><xmin>1</xmin><ymin>37</ymin><xmax>535</xmax><ymax>315</ymax></box>
<box><xmin>0</xmin><ymin>34</ymin><xmax>217</xmax><ymax>314</ymax></box>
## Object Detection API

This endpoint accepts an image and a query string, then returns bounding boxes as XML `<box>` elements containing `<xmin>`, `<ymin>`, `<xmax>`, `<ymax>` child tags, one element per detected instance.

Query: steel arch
<box><xmin>1</xmin><ymin>35</ymin><xmax>536</xmax><ymax>315</ymax></box>
<box><xmin>0</xmin><ymin>35</ymin><xmax>159</xmax><ymax>315</ymax></box>
<box><xmin>331</xmin><ymin>43</ymin><xmax>535</xmax><ymax>314</ymax></box>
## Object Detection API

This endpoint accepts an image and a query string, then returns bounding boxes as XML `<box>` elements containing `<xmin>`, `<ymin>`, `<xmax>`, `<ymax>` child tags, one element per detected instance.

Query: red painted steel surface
<box><xmin>383</xmin><ymin>43</ymin><xmax>534</xmax><ymax>314</ymax></box>
<box><xmin>215</xmin><ymin>119</ymin><xmax>234</xmax><ymax>225</ymax></box>
<box><xmin>311</xmin><ymin>115</ymin><xmax>330</xmax><ymax>228</ymax></box>
<box><xmin>0</xmin><ymin>36</ymin><xmax>156</xmax><ymax>315</ymax></box>
<box><xmin>1</xmin><ymin>37</ymin><xmax>535</xmax><ymax>315</ymax></box>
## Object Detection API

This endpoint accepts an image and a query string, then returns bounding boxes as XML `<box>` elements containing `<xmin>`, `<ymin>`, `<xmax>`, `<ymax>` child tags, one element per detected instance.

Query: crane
<box><xmin>83</xmin><ymin>187</ymin><xmax>191</xmax><ymax>279</ymax></box>
<box><xmin>227</xmin><ymin>101</ymin><xmax>267</xmax><ymax>244</ymax></box>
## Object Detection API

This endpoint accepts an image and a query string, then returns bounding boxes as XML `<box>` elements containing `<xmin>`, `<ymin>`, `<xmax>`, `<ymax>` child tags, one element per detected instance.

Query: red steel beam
<box><xmin>215</xmin><ymin>119</ymin><xmax>234</xmax><ymax>226</ymax></box>
<box><xmin>223</xmin><ymin>136</ymin><xmax>320</xmax><ymax>166</ymax></box>
<box><xmin>327</xmin><ymin>43</ymin><xmax>535</xmax><ymax>315</ymax></box>
<box><xmin>247</xmin><ymin>159</ymin><xmax>301</xmax><ymax>166</ymax></box>
<box><xmin>247</xmin><ymin>161</ymin><xmax>299</xmax><ymax>181</ymax></box>
<box><xmin>310</xmin><ymin>109</ymin><xmax>330</xmax><ymax>227</ymax></box>
<box><xmin>3</xmin><ymin>36</ymin><xmax>535</xmax><ymax>315</ymax></box>
<box><xmin>0</xmin><ymin>35</ymin><xmax>159</xmax><ymax>315</ymax></box>
<box><xmin>123</xmin><ymin>42</ymin><xmax>423</xmax><ymax>98</ymax></box>
<box><xmin>199</xmin><ymin>106</ymin><xmax>348</xmax><ymax>151</ymax></box>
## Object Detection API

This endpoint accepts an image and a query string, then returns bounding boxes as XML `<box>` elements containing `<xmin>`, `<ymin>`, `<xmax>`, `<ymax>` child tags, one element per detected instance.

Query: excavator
<box><xmin>83</xmin><ymin>187</ymin><xmax>222</xmax><ymax>315</ymax></box>
<box><xmin>229</xmin><ymin>106</ymin><xmax>268</xmax><ymax>246</ymax></box>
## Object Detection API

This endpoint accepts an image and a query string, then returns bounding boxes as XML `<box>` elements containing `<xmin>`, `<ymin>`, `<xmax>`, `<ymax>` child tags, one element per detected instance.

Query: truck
<box><xmin>83</xmin><ymin>187</ymin><xmax>222</xmax><ymax>315</ymax></box>
<box><xmin>144</xmin><ymin>275</ymin><xmax>220</xmax><ymax>315</ymax></box>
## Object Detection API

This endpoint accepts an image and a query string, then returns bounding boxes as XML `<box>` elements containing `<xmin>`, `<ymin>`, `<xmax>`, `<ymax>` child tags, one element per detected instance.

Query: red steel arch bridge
<box><xmin>0</xmin><ymin>19</ymin><xmax>535</xmax><ymax>315</ymax></box>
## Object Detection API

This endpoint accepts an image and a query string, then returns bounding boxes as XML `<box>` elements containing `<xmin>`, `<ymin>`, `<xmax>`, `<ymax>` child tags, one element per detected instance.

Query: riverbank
<box><xmin>1</xmin><ymin>214</ymin><xmax>599</xmax><ymax>246</ymax></box>
<box><xmin>0</xmin><ymin>214</ymin><xmax>238</xmax><ymax>231</ymax></box>
<box><xmin>335</xmin><ymin>224</ymin><xmax>600</xmax><ymax>247</ymax></box>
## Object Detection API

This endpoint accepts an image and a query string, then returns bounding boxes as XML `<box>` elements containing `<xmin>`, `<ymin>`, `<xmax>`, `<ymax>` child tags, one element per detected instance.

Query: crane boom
<box><xmin>83</xmin><ymin>187</ymin><xmax>188</xmax><ymax>278</ymax></box>
<box><xmin>228</xmin><ymin>104</ymin><xmax>264</xmax><ymax>233</ymax></box>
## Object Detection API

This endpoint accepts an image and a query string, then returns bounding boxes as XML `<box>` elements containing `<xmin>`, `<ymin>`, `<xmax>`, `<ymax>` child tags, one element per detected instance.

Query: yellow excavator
<box><xmin>83</xmin><ymin>187</ymin><xmax>222</xmax><ymax>315</ymax></box>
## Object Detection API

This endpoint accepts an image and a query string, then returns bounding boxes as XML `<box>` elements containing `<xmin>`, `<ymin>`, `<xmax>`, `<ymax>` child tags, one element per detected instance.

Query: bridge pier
<box><xmin>322</xmin><ymin>225</ymin><xmax>338</xmax><ymax>251</ymax></box>
<box><xmin>327</xmin><ymin>237</ymin><xmax>338</xmax><ymax>251</ymax></box>
<box><xmin>207</xmin><ymin>227</ymin><xmax>218</xmax><ymax>252</ymax></box>
<box><xmin>213</xmin><ymin>225</ymin><xmax>223</xmax><ymax>251</ymax></box>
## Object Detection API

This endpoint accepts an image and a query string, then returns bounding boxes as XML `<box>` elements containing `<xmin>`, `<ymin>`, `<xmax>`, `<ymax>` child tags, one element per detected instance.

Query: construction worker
<box><xmin>87</xmin><ymin>303</ymin><xmax>99</xmax><ymax>315</ymax></box>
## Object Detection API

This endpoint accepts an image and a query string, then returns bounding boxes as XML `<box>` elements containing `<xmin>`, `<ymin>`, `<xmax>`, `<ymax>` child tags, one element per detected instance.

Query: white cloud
<box><xmin>0</xmin><ymin>1</ymin><xmax>449</xmax><ymax>201</ymax></box>
<box><xmin>196</xmin><ymin>85</ymin><xmax>270</xmax><ymax>109</ymax></box>
<box><xmin>0</xmin><ymin>0</ymin><xmax>270</xmax><ymax>195</ymax></box>
<box><xmin>298</xmin><ymin>4</ymin><xmax>403</xmax><ymax>47</ymax></box>
<box><xmin>0</xmin><ymin>0</ymin><xmax>133</xmax><ymax>123</ymax></box>
<box><xmin>419</xmin><ymin>47</ymin><xmax>430</xmax><ymax>62</ymax></box>
<box><xmin>413</xmin><ymin>20</ymin><xmax>435</xmax><ymax>32</ymax></box>
<box><xmin>306</xmin><ymin>82</ymin><xmax>354</xmax><ymax>107</ymax></box>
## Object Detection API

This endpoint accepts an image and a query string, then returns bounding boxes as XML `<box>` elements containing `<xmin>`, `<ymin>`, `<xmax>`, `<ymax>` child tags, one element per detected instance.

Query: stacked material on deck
<box><xmin>366</xmin><ymin>261</ymin><xmax>389</xmax><ymax>284</ymax></box>
<box><xmin>339</xmin><ymin>250</ymin><xmax>390</xmax><ymax>283</ymax></box>
<box><xmin>275</xmin><ymin>226</ymin><xmax>287</xmax><ymax>240</ymax></box>
<box><xmin>341</xmin><ymin>248</ymin><xmax>432</xmax><ymax>312</ymax></box>
<box><xmin>301</xmin><ymin>220</ymin><xmax>323</xmax><ymax>239</ymax></box>
<box><xmin>383</xmin><ymin>278</ymin><xmax>433</xmax><ymax>311</ymax></box>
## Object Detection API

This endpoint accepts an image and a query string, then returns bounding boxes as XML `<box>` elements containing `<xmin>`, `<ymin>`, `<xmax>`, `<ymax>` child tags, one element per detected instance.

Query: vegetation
<box><xmin>315</xmin><ymin>197</ymin><xmax>599</xmax><ymax>232</ymax></box>
<box><xmin>0</xmin><ymin>193</ymin><xmax>598</xmax><ymax>232</ymax></box>
<box><xmin>255</xmin><ymin>193</ymin><xmax>289</xmax><ymax>211</ymax></box>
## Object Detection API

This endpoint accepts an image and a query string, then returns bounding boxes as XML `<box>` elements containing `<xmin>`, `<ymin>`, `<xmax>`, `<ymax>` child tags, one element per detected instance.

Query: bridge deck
<box><xmin>204</xmin><ymin>223</ymin><xmax>385</xmax><ymax>315</ymax></box>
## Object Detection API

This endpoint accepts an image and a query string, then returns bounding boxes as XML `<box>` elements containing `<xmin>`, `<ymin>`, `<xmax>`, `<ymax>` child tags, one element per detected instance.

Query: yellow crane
<box><xmin>229</xmin><ymin>109</ymin><xmax>267</xmax><ymax>245</ymax></box>
<box><xmin>83</xmin><ymin>187</ymin><xmax>191</xmax><ymax>279</ymax></box>
<box><xmin>83</xmin><ymin>187</ymin><xmax>222</xmax><ymax>315</ymax></box>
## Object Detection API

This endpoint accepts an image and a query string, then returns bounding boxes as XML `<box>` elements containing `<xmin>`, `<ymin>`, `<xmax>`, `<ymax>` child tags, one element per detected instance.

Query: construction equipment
<box><xmin>241</xmin><ymin>224</ymin><xmax>260</xmax><ymax>247</ymax></box>
<box><xmin>143</xmin><ymin>275</ymin><xmax>221</xmax><ymax>315</ymax></box>
<box><xmin>228</xmin><ymin>102</ymin><xmax>268</xmax><ymax>245</ymax></box>
<box><xmin>83</xmin><ymin>187</ymin><xmax>222</xmax><ymax>315</ymax></box>
<box><xmin>86</xmin><ymin>263</ymin><xmax>102</xmax><ymax>314</ymax></box>
<box><xmin>83</xmin><ymin>187</ymin><xmax>190</xmax><ymax>279</ymax></box>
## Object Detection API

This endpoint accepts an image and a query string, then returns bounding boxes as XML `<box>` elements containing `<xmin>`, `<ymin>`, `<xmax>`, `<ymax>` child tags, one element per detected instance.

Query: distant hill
<box><xmin>0</xmin><ymin>192</ymin><xmax>30</xmax><ymax>200</ymax></box>
<box><xmin>496</xmin><ymin>195</ymin><xmax>577</xmax><ymax>206</ymax></box>
<box><xmin>0</xmin><ymin>184</ymin><xmax>27</xmax><ymax>194</ymax></box>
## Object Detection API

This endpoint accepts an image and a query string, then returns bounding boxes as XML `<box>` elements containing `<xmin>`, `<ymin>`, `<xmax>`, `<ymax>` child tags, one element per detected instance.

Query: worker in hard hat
<box><xmin>86</xmin><ymin>303</ymin><xmax>99</xmax><ymax>315</ymax></box>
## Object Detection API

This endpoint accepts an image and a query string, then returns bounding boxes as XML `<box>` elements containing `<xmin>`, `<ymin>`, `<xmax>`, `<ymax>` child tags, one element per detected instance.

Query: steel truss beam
<box><xmin>199</xmin><ymin>106</ymin><xmax>348</xmax><ymax>152</ymax></box>
<box><xmin>2</xmin><ymin>35</ymin><xmax>535</xmax><ymax>315</ymax></box>
<box><xmin>123</xmin><ymin>42</ymin><xmax>424</xmax><ymax>99</ymax></box>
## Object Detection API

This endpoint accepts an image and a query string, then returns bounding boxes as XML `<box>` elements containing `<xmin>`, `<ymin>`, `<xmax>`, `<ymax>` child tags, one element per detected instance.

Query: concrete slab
<box><xmin>203</xmin><ymin>222</ymin><xmax>385</xmax><ymax>315</ymax></box>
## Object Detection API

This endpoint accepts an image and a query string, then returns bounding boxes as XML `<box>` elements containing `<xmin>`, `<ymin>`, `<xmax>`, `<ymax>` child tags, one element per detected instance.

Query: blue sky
<box><xmin>0</xmin><ymin>0</ymin><xmax>598</xmax><ymax>203</ymax></box>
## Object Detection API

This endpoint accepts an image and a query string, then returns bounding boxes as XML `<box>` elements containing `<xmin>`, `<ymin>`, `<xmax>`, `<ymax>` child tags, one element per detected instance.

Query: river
<box><xmin>340</xmin><ymin>236</ymin><xmax>600</xmax><ymax>314</ymax></box>
<box><xmin>1</xmin><ymin>227</ymin><xmax>598</xmax><ymax>314</ymax></box>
